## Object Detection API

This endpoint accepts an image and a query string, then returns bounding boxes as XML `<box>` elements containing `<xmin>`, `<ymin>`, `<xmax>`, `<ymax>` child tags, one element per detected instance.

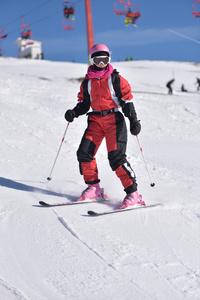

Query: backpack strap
<box><xmin>82</xmin><ymin>78</ymin><xmax>90</xmax><ymax>102</ymax></box>
<box><xmin>111</xmin><ymin>70</ymin><xmax>137</xmax><ymax>119</ymax></box>
<box><xmin>111</xmin><ymin>69</ymin><xmax>124</xmax><ymax>107</ymax></box>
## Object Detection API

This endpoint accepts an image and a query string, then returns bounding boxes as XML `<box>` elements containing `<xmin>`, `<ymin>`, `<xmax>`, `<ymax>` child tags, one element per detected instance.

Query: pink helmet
<box><xmin>89</xmin><ymin>44</ymin><xmax>110</xmax><ymax>58</ymax></box>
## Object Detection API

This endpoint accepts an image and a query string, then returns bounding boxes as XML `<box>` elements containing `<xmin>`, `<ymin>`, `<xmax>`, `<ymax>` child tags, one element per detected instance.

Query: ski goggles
<box><xmin>90</xmin><ymin>56</ymin><xmax>110</xmax><ymax>65</ymax></box>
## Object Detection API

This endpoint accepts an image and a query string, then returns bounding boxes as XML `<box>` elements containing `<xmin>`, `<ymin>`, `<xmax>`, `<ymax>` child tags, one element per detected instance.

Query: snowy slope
<box><xmin>0</xmin><ymin>57</ymin><xmax>200</xmax><ymax>300</ymax></box>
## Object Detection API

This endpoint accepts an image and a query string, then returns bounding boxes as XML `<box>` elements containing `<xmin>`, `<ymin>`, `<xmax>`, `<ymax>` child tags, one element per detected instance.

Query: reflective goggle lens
<box><xmin>93</xmin><ymin>56</ymin><xmax>110</xmax><ymax>65</ymax></box>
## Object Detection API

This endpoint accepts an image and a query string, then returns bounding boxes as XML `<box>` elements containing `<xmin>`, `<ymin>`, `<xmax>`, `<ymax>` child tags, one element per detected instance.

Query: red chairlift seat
<box><xmin>0</xmin><ymin>27</ymin><xmax>7</xmax><ymax>39</ymax></box>
<box><xmin>192</xmin><ymin>0</ymin><xmax>200</xmax><ymax>18</ymax></box>
<box><xmin>126</xmin><ymin>11</ymin><xmax>140</xmax><ymax>18</ymax></box>
<box><xmin>21</xmin><ymin>30</ymin><xmax>31</xmax><ymax>39</ymax></box>
<box><xmin>0</xmin><ymin>27</ymin><xmax>7</xmax><ymax>55</ymax></box>
<box><xmin>114</xmin><ymin>0</ymin><xmax>127</xmax><ymax>15</ymax></box>
<box><xmin>63</xmin><ymin>19</ymin><xmax>74</xmax><ymax>30</ymax></box>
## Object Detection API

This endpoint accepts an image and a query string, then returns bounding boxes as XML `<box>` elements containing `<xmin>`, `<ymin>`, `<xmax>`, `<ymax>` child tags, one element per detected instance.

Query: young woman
<box><xmin>65</xmin><ymin>44</ymin><xmax>143</xmax><ymax>209</ymax></box>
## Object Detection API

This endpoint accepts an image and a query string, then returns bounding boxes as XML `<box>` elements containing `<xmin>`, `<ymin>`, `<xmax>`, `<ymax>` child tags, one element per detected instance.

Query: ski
<box><xmin>39</xmin><ymin>198</ymin><xmax>108</xmax><ymax>207</ymax></box>
<box><xmin>87</xmin><ymin>203</ymin><xmax>161</xmax><ymax>216</ymax></box>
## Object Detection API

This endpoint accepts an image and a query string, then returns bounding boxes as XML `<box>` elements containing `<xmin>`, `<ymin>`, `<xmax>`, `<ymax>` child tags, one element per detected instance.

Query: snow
<box><xmin>0</xmin><ymin>56</ymin><xmax>200</xmax><ymax>300</ymax></box>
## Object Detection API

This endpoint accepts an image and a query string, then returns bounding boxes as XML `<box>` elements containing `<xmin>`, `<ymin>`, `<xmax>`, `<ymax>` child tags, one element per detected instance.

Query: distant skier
<box><xmin>64</xmin><ymin>5</ymin><xmax>74</xmax><ymax>19</ymax></box>
<box><xmin>64</xmin><ymin>44</ymin><xmax>144</xmax><ymax>209</ymax></box>
<box><xmin>195</xmin><ymin>78</ymin><xmax>200</xmax><ymax>91</ymax></box>
<box><xmin>181</xmin><ymin>84</ymin><xmax>187</xmax><ymax>92</ymax></box>
<box><xmin>166</xmin><ymin>79</ymin><xmax>175</xmax><ymax>95</ymax></box>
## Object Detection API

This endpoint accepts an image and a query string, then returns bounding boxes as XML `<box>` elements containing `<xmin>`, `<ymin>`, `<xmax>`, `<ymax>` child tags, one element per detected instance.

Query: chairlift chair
<box><xmin>0</xmin><ymin>27</ymin><xmax>7</xmax><ymax>55</ymax></box>
<box><xmin>63</xmin><ymin>0</ymin><xmax>75</xmax><ymax>30</ymax></box>
<box><xmin>126</xmin><ymin>0</ymin><xmax>140</xmax><ymax>19</ymax></box>
<box><xmin>114</xmin><ymin>0</ymin><xmax>127</xmax><ymax>15</ymax></box>
<box><xmin>192</xmin><ymin>0</ymin><xmax>200</xmax><ymax>18</ymax></box>
<box><xmin>21</xmin><ymin>16</ymin><xmax>32</xmax><ymax>39</ymax></box>
<box><xmin>0</xmin><ymin>27</ymin><xmax>7</xmax><ymax>39</ymax></box>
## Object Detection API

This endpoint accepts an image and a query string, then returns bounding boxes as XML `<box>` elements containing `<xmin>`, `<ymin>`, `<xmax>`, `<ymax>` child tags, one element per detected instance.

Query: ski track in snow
<box><xmin>0</xmin><ymin>58</ymin><xmax>200</xmax><ymax>300</ymax></box>
<box><xmin>0</xmin><ymin>277</ymin><xmax>28</xmax><ymax>300</ymax></box>
<box><xmin>55</xmin><ymin>210</ymin><xmax>118</xmax><ymax>271</ymax></box>
<box><xmin>53</xmin><ymin>203</ymin><xmax>200</xmax><ymax>299</ymax></box>
<box><xmin>54</xmin><ymin>209</ymin><xmax>156</xmax><ymax>299</ymax></box>
<box><xmin>138</xmin><ymin>208</ymin><xmax>200</xmax><ymax>299</ymax></box>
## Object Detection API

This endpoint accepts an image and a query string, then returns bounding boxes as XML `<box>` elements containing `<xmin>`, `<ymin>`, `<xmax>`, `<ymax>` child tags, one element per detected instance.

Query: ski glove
<box><xmin>65</xmin><ymin>109</ymin><xmax>76</xmax><ymax>123</ymax></box>
<box><xmin>130</xmin><ymin>119</ymin><xmax>141</xmax><ymax>135</ymax></box>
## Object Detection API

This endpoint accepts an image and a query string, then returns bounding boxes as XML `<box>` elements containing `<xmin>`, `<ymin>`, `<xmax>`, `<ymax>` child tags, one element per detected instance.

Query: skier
<box><xmin>181</xmin><ymin>84</ymin><xmax>188</xmax><ymax>92</ymax></box>
<box><xmin>166</xmin><ymin>79</ymin><xmax>175</xmax><ymax>95</ymax></box>
<box><xmin>125</xmin><ymin>8</ymin><xmax>140</xmax><ymax>27</ymax></box>
<box><xmin>21</xmin><ymin>29</ymin><xmax>31</xmax><ymax>39</ymax></box>
<box><xmin>195</xmin><ymin>78</ymin><xmax>200</xmax><ymax>91</ymax></box>
<box><xmin>64</xmin><ymin>44</ymin><xmax>143</xmax><ymax>209</ymax></box>
<box><xmin>64</xmin><ymin>5</ymin><xmax>74</xmax><ymax>20</ymax></box>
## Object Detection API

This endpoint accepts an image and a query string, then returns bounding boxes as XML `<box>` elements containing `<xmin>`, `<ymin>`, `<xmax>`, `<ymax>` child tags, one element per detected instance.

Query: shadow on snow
<box><xmin>0</xmin><ymin>177</ymin><xmax>75</xmax><ymax>200</ymax></box>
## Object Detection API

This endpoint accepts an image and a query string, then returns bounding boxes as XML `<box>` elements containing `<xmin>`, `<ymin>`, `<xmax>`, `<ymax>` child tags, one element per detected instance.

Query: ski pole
<box><xmin>47</xmin><ymin>123</ymin><xmax>70</xmax><ymax>181</ymax></box>
<box><xmin>136</xmin><ymin>135</ymin><xmax>155</xmax><ymax>187</ymax></box>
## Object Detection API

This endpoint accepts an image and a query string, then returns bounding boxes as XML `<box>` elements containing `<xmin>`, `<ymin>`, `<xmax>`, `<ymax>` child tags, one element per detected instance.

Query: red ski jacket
<box><xmin>73</xmin><ymin>69</ymin><xmax>137</xmax><ymax>120</ymax></box>
<box><xmin>77</xmin><ymin>72</ymin><xmax>133</xmax><ymax>112</ymax></box>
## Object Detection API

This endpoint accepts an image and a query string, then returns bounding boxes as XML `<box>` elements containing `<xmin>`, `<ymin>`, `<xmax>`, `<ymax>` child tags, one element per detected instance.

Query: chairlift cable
<box><xmin>1</xmin><ymin>0</ymin><xmax>83</xmax><ymax>36</ymax></box>
<box><xmin>5</xmin><ymin>9</ymin><xmax>62</xmax><ymax>37</ymax></box>
<box><xmin>168</xmin><ymin>29</ymin><xmax>200</xmax><ymax>45</ymax></box>
<box><xmin>0</xmin><ymin>0</ymin><xmax>51</xmax><ymax>28</ymax></box>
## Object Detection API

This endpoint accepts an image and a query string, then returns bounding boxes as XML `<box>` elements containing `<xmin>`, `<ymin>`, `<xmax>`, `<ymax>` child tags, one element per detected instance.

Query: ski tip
<box><xmin>39</xmin><ymin>201</ymin><xmax>49</xmax><ymax>206</ymax></box>
<box><xmin>87</xmin><ymin>210</ymin><xmax>98</xmax><ymax>216</ymax></box>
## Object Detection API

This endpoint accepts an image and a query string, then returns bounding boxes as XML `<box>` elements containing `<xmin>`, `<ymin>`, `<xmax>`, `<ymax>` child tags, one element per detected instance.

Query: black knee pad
<box><xmin>77</xmin><ymin>138</ymin><xmax>96</xmax><ymax>162</ymax></box>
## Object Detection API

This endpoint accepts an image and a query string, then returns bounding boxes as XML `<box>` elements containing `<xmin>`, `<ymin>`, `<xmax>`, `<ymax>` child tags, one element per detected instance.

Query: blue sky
<box><xmin>0</xmin><ymin>0</ymin><xmax>200</xmax><ymax>63</ymax></box>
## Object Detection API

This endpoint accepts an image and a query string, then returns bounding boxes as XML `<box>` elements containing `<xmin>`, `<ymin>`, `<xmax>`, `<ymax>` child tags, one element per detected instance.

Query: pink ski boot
<box><xmin>120</xmin><ymin>191</ymin><xmax>145</xmax><ymax>209</ymax></box>
<box><xmin>78</xmin><ymin>183</ymin><xmax>107</xmax><ymax>201</ymax></box>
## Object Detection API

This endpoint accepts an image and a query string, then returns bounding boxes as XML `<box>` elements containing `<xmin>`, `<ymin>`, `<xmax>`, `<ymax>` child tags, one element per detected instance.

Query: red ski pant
<box><xmin>77</xmin><ymin>112</ymin><xmax>137</xmax><ymax>193</ymax></box>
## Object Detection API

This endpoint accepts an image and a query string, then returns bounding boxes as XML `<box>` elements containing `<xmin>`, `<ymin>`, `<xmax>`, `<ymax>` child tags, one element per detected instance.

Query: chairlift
<box><xmin>126</xmin><ymin>0</ymin><xmax>140</xmax><ymax>19</ymax></box>
<box><xmin>114</xmin><ymin>0</ymin><xmax>127</xmax><ymax>15</ymax></box>
<box><xmin>21</xmin><ymin>16</ymin><xmax>32</xmax><ymax>39</ymax></box>
<box><xmin>0</xmin><ymin>27</ymin><xmax>7</xmax><ymax>39</ymax></box>
<box><xmin>192</xmin><ymin>0</ymin><xmax>200</xmax><ymax>18</ymax></box>
<box><xmin>63</xmin><ymin>0</ymin><xmax>75</xmax><ymax>30</ymax></box>
<box><xmin>0</xmin><ymin>27</ymin><xmax>7</xmax><ymax>55</ymax></box>
<box><xmin>114</xmin><ymin>1</ymin><xmax>140</xmax><ymax>27</ymax></box>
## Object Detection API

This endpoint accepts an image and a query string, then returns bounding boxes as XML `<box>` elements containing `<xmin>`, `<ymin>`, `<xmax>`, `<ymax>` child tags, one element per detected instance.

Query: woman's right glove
<box><xmin>65</xmin><ymin>109</ymin><xmax>77</xmax><ymax>122</ymax></box>
<box><xmin>130</xmin><ymin>119</ymin><xmax>141</xmax><ymax>135</ymax></box>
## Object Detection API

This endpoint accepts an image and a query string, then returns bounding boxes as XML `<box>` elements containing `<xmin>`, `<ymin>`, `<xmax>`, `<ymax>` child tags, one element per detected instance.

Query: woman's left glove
<box><xmin>130</xmin><ymin>119</ymin><xmax>141</xmax><ymax>135</ymax></box>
